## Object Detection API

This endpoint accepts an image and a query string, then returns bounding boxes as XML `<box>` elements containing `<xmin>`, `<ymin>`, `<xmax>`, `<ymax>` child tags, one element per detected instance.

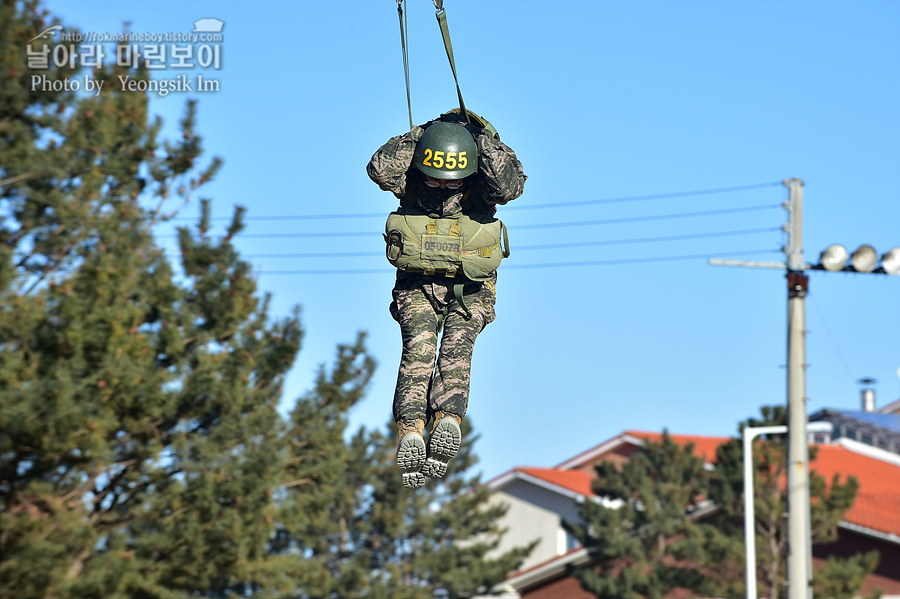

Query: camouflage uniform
<box><xmin>367</xmin><ymin>123</ymin><xmax>526</xmax><ymax>428</ymax></box>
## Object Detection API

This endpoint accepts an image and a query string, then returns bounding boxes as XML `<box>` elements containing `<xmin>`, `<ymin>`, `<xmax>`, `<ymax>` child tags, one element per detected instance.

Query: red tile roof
<box><xmin>516</xmin><ymin>467</ymin><xmax>595</xmax><ymax>496</ymax></box>
<box><xmin>624</xmin><ymin>430</ymin><xmax>730</xmax><ymax>464</ymax></box>
<box><xmin>555</xmin><ymin>430</ymin><xmax>731</xmax><ymax>471</ymax></box>
<box><xmin>811</xmin><ymin>444</ymin><xmax>900</xmax><ymax>494</ymax></box>
<box><xmin>809</xmin><ymin>444</ymin><xmax>900</xmax><ymax>535</ymax></box>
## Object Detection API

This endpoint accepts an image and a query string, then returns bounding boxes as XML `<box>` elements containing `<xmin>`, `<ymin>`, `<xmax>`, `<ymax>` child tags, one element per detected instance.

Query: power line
<box><xmin>156</xmin><ymin>204</ymin><xmax>781</xmax><ymax>239</ymax></box>
<box><xmin>163</xmin><ymin>211</ymin><xmax>386</xmax><ymax>223</ymax></box>
<box><xmin>514</xmin><ymin>226</ymin><xmax>780</xmax><ymax>250</ymax></box>
<box><xmin>162</xmin><ymin>226</ymin><xmax>781</xmax><ymax>259</ymax></box>
<box><xmin>809</xmin><ymin>293</ymin><xmax>857</xmax><ymax>380</ymax></box>
<box><xmin>236</xmin><ymin>250</ymin><xmax>379</xmax><ymax>259</ymax></box>
<box><xmin>160</xmin><ymin>181</ymin><xmax>783</xmax><ymax>222</ymax></box>
<box><xmin>512</xmin><ymin>204</ymin><xmax>780</xmax><ymax>231</ymax></box>
<box><xmin>504</xmin><ymin>181</ymin><xmax>783</xmax><ymax>211</ymax></box>
<box><xmin>249</xmin><ymin>249</ymin><xmax>780</xmax><ymax>275</ymax></box>
<box><xmin>503</xmin><ymin>249</ymin><xmax>781</xmax><ymax>270</ymax></box>
<box><xmin>157</xmin><ymin>231</ymin><xmax>375</xmax><ymax>239</ymax></box>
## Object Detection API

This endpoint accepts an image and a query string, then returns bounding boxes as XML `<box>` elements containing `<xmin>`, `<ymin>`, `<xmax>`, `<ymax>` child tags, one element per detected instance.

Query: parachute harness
<box><xmin>433</xmin><ymin>0</ymin><xmax>469</xmax><ymax>124</ymax></box>
<box><xmin>393</xmin><ymin>0</ymin><xmax>487</xmax><ymax>321</ymax></box>
<box><xmin>397</xmin><ymin>0</ymin><xmax>413</xmax><ymax>129</ymax></box>
<box><xmin>396</xmin><ymin>0</ymin><xmax>471</xmax><ymax>128</ymax></box>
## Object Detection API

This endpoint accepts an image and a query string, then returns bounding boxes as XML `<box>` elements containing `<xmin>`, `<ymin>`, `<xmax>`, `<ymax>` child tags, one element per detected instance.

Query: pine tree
<box><xmin>569</xmin><ymin>431</ymin><xmax>715</xmax><ymax>599</ymax></box>
<box><xmin>1</xmin><ymin>3</ymin><xmax>301</xmax><ymax>597</ymax></box>
<box><xmin>814</xmin><ymin>553</ymin><xmax>881</xmax><ymax>599</ymax></box>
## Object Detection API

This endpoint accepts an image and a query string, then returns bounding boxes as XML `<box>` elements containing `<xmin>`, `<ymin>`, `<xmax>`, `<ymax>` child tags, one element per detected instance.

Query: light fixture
<box><xmin>851</xmin><ymin>244</ymin><xmax>878</xmax><ymax>273</ymax></box>
<box><xmin>819</xmin><ymin>244</ymin><xmax>848</xmax><ymax>271</ymax></box>
<box><xmin>882</xmin><ymin>247</ymin><xmax>900</xmax><ymax>276</ymax></box>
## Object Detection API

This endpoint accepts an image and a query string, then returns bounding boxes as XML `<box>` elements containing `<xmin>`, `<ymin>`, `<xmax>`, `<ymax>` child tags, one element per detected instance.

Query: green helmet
<box><xmin>413</xmin><ymin>122</ymin><xmax>477</xmax><ymax>180</ymax></box>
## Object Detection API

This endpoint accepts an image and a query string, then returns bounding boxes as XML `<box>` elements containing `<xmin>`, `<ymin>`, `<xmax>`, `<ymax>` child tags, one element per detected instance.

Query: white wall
<box><xmin>487</xmin><ymin>478</ymin><xmax>585</xmax><ymax>572</ymax></box>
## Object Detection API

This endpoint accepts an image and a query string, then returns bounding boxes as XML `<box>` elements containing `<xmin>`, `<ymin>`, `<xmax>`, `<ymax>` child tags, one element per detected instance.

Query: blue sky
<box><xmin>46</xmin><ymin>0</ymin><xmax>900</xmax><ymax>480</ymax></box>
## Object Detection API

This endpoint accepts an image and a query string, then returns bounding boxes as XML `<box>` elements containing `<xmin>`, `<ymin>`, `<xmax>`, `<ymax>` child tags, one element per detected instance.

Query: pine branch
<box><xmin>65</xmin><ymin>546</ymin><xmax>93</xmax><ymax>579</ymax></box>
<box><xmin>279</xmin><ymin>478</ymin><xmax>312</xmax><ymax>489</ymax></box>
<box><xmin>0</xmin><ymin>171</ymin><xmax>37</xmax><ymax>186</ymax></box>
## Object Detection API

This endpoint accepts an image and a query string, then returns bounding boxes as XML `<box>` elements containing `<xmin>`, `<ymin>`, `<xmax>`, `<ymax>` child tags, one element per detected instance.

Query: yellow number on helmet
<box><xmin>446</xmin><ymin>152</ymin><xmax>457</xmax><ymax>169</ymax></box>
<box><xmin>433</xmin><ymin>151</ymin><xmax>444</xmax><ymax>169</ymax></box>
<box><xmin>458</xmin><ymin>151</ymin><xmax>467</xmax><ymax>170</ymax></box>
<box><xmin>423</xmin><ymin>148</ymin><xmax>433</xmax><ymax>166</ymax></box>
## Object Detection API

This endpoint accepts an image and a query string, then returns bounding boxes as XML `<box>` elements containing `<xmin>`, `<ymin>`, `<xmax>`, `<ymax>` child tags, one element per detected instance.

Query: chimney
<box><xmin>861</xmin><ymin>389</ymin><xmax>876</xmax><ymax>413</ymax></box>
<box><xmin>858</xmin><ymin>377</ymin><xmax>877</xmax><ymax>412</ymax></box>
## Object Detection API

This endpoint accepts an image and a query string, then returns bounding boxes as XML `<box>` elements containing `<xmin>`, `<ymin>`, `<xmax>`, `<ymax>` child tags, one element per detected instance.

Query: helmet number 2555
<box><xmin>422</xmin><ymin>149</ymin><xmax>467</xmax><ymax>170</ymax></box>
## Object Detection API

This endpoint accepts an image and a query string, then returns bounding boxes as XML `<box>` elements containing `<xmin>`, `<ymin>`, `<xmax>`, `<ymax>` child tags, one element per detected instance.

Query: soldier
<box><xmin>367</xmin><ymin>113</ymin><xmax>526</xmax><ymax>488</ymax></box>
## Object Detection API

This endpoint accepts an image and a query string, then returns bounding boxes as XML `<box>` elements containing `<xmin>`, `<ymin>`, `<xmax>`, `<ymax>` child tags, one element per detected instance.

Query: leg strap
<box><xmin>435</xmin><ymin>304</ymin><xmax>449</xmax><ymax>335</ymax></box>
<box><xmin>453</xmin><ymin>283</ymin><xmax>472</xmax><ymax>321</ymax></box>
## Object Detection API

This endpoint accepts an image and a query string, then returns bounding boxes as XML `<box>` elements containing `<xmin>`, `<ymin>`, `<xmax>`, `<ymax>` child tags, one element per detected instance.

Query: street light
<box><xmin>850</xmin><ymin>244</ymin><xmax>878</xmax><ymax>273</ymax></box>
<box><xmin>811</xmin><ymin>244</ymin><xmax>900</xmax><ymax>274</ymax></box>
<box><xmin>744</xmin><ymin>421</ymin><xmax>834</xmax><ymax>599</ymax></box>
<box><xmin>819</xmin><ymin>244</ymin><xmax>848</xmax><ymax>272</ymax></box>
<box><xmin>882</xmin><ymin>248</ymin><xmax>900</xmax><ymax>276</ymax></box>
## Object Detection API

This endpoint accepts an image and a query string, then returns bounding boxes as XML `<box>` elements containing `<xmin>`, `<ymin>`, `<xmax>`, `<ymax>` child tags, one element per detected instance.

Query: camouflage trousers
<box><xmin>389</xmin><ymin>272</ymin><xmax>497</xmax><ymax>426</ymax></box>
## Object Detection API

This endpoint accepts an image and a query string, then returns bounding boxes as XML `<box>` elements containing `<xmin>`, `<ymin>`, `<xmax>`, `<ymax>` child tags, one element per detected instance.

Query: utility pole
<box><xmin>783</xmin><ymin>178</ymin><xmax>812</xmax><ymax>599</ymax></box>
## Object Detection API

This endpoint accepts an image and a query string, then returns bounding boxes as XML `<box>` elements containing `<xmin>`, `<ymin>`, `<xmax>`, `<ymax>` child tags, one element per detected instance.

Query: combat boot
<box><xmin>396</xmin><ymin>419</ymin><xmax>427</xmax><ymax>489</ymax></box>
<box><xmin>422</xmin><ymin>411</ymin><xmax>462</xmax><ymax>479</ymax></box>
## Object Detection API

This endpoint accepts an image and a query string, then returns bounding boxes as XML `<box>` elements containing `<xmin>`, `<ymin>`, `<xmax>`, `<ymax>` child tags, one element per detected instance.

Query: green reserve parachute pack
<box><xmin>384</xmin><ymin>206</ymin><xmax>509</xmax><ymax>282</ymax></box>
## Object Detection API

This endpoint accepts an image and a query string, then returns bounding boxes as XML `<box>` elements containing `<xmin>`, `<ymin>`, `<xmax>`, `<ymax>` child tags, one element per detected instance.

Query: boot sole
<box><xmin>397</xmin><ymin>433</ymin><xmax>427</xmax><ymax>489</ymax></box>
<box><xmin>423</xmin><ymin>417</ymin><xmax>461</xmax><ymax>479</ymax></box>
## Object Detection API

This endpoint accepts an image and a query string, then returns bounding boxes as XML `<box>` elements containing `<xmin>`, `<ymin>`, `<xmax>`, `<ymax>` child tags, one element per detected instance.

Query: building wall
<box><xmin>569</xmin><ymin>443</ymin><xmax>640</xmax><ymax>477</ymax></box>
<box><xmin>489</xmin><ymin>479</ymin><xmax>585</xmax><ymax>571</ymax></box>
<box><xmin>521</xmin><ymin>573</ymin><xmax>594</xmax><ymax>599</ymax></box>
<box><xmin>517</xmin><ymin>541</ymin><xmax>900</xmax><ymax>599</ymax></box>
<box><xmin>812</xmin><ymin>529</ymin><xmax>900</xmax><ymax>596</ymax></box>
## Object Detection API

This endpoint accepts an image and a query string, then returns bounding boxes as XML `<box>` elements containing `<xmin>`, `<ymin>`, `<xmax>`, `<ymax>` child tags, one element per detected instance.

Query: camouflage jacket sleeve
<box><xmin>367</xmin><ymin>126</ymin><xmax>425</xmax><ymax>200</ymax></box>
<box><xmin>475</xmin><ymin>133</ymin><xmax>527</xmax><ymax>206</ymax></box>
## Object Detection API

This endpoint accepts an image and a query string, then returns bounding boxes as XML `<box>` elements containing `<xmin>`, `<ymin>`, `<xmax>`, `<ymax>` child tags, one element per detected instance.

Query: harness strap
<box><xmin>476</xmin><ymin>242</ymin><xmax>499</xmax><ymax>258</ymax></box>
<box><xmin>397</xmin><ymin>0</ymin><xmax>413</xmax><ymax>130</ymax></box>
<box><xmin>471</xmin><ymin>221</ymin><xmax>509</xmax><ymax>257</ymax></box>
<box><xmin>434</xmin><ymin>284</ymin><xmax>471</xmax><ymax>334</ymax></box>
<box><xmin>435</xmin><ymin>304</ymin><xmax>448</xmax><ymax>335</ymax></box>
<box><xmin>453</xmin><ymin>283</ymin><xmax>472</xmax><ymax>320</ymax></box>
<box><xmin>434</xmin><ymin>7</ymin><xmax>469</xmax><ymax>124</ymax></box>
